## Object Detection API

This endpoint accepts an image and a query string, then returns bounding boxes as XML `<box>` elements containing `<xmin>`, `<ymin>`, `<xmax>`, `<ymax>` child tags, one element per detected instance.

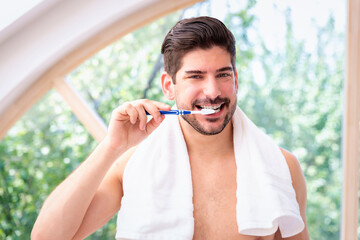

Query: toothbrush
<box><xmin>146</xmin><ymin>109</ymin><xmax>215</xmax><ymax>115</ymax></box>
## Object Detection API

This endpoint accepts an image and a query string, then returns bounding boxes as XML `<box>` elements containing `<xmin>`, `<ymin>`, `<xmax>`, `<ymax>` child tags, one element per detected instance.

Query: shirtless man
<box><xmin>32</xmin><ymin>17</ymin><xmax>309</xmax><ymax>240</ymax></box>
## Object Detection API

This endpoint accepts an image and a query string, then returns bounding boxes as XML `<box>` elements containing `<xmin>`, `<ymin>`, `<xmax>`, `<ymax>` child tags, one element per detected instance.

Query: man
<box><xmin>32</xmin><ymin>17</ymin><xmax>309</xmax><ymax>240</ymax></box>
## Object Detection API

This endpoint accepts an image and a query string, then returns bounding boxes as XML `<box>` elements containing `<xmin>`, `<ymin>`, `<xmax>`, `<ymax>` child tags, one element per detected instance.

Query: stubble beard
<box><xmin>180</xmin><ymin>97</ymin><xmax>237</xmax><ymax>136</ymax></box>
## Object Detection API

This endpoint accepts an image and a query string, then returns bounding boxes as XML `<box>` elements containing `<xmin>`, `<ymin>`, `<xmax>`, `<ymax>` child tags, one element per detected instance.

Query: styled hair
<box><xmin>161</xmin><ymin>16</ymin><xmax>236</xmax><ymax>83</ymax></box>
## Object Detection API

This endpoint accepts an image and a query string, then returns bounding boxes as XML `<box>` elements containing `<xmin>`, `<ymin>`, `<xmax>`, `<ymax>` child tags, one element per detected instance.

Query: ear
<box><xmin>161</xmin><ymin>72</ymin><xmax>175</xmax><ymax>100</ymax></box>
<box><xmin>234</xmin><ymin>68</ymin><xmax>239</xmax><ymax>93</ymax></box>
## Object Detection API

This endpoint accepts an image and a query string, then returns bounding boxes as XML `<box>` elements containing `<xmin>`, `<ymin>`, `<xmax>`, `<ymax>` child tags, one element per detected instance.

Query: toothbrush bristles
<box><xmin>200</xmin><ymin>109</ymin><xmax>216</xmax><ymax>115</ymax></box>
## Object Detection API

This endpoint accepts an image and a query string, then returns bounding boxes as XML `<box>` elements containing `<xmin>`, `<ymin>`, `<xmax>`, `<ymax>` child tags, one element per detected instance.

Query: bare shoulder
<box><xmin>279</xmin><ymin>148</ymin><xmax>306</xmax><ymax>200</ymax></box>
<box><xmin>279</xmin><ymin>147</ymin><xmax>310</xmax><ymax>239</ymax></box>
<box><xmin>279</xmin><ymin>148</ymin><xmax>306</xmax><ymax>192</ymax></box>
<box><xmin>280</xmin><ymin>148</ymin><xmax>299</xmax><ymax>169</ymax></box>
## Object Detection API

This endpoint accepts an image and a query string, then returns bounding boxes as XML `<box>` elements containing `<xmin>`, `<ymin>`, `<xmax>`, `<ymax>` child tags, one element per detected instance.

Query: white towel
<box><xmin>116</xmin><ymin>106</ymin><xmax>304</xmax><ymax>239</ymax></box>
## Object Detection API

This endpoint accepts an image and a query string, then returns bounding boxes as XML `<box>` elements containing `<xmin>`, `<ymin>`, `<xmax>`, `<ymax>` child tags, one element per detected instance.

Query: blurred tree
<box><xmin>0</xmin><ymin>90</ymin><xmax>96</xmax><ymax>239</ymax></box>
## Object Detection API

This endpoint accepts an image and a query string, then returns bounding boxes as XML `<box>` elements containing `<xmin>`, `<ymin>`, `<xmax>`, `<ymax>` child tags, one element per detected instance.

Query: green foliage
<box><xmin>0</xmin><ymin>0</ymin><xmax>344</xmax><ymax>239</ymax></box>
<box><xmin>0</xmin><ymin>90</ymin><xmax>97</xmax><ymax>239</ymax></box>
<box><xmin>67</xmin><ymin>12</ymin><xmax>184</xmax><ymax>124</ymax></box>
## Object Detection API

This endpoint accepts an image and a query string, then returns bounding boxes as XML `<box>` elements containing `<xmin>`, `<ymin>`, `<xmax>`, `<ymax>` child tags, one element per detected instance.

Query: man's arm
<box><xmin>31</xmin><ymin>140</ymin><xmax>124</xmax><ymax>240</ymax></box>
<box><xmin>275</xmin><ymin>148</ymin><xmax>310</xmax><ymax>240</ymax></box>
<box><xmin>31</xmin><ymin>100</ymin><xmax>170</xmax><ymax>240</ymax></box>
<box><xmin>72</xmin><ymin>147</ymin><xmax>136</xmax><ymax>239</ymax></box>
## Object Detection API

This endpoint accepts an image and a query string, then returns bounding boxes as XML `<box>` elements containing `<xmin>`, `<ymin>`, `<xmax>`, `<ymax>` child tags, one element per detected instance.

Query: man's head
<box><xmin>161</xmin><ymin>17</ymin><xmax>238</xmax><ymax>136</ymax></box>
<box><xmin>161</xmin><ymin>16</ymin><xmax>236</xmax><ymax>84</ymax></box>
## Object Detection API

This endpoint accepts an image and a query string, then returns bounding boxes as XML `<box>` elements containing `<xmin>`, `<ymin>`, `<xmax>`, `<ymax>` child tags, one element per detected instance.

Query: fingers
<box><xmin>146</xmin><ymin>114</ymin><xmax>166</xmax><ymax>135</ymax></box>
<box><xmin>116</xmin><ymin>99</ymin><xmax>171</xmax><ymax>131</ymax></box>
<box><xmin>122</xmin><ymin>103</ymin><xmax>138</xmax><ymax>124</ymax></box>
<box><xmin>142</xmin><ymin>100</ymin><xmax>171</xmax><ymax>123</ymax></box>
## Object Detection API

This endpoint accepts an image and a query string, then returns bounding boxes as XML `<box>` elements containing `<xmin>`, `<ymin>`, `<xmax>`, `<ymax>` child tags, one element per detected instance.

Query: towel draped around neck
<box><xmin>116</xmin><ymin>106</ymin><xmax>304</xmax><ymax>240</ymax></box>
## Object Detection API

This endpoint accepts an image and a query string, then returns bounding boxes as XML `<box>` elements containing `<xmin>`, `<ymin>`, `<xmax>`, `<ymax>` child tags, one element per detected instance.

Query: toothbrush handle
<box><xmin>146</xmin><ymin>110</ymin><xmax>192</xmax><ymax>115</ymax></box>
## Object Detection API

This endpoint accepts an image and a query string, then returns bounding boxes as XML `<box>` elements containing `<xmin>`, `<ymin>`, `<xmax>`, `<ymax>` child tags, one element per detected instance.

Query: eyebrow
<box><xmin>184</xmin><ymin>67</ymin><xmax>233</xmax><ymax>75</ymax></box>
<box><xmin>216</xmin><ymin>67</ymin><xmax>233</xmax><ymax>72</ymax></box>
<box><xmin>184</xmin><ymin>70</ymin><xmax>205</xmax><ymax>74</ymax></box>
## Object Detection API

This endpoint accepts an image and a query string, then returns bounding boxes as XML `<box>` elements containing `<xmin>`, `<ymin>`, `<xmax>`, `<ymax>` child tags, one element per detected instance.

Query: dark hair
<box><xmin>161</xmin><ymin>16</ymin><xmax>236</xmax><ymax>83</ymax></box>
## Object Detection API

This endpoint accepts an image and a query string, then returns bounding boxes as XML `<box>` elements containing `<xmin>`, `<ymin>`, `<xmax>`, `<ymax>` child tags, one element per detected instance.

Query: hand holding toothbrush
<box><xmin>104</xmin><ymin>99</ymin><xmax>171</xmax><ymax>153</ymax></box>
<box><xmin>104</xmin><ymin>99</ymin><xmax>215</xmax><ymax>154</ymax></box>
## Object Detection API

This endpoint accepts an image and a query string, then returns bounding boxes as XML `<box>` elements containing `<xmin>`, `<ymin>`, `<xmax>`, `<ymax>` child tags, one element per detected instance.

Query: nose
<box><xmin>202</xmin><ymin>76</ymin><xmax>221</xmax><ymax>99</ymax></box>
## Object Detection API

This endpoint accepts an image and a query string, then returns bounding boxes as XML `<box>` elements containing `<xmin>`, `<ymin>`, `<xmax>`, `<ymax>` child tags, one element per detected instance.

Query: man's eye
<box><xmin>218</xmin><ymin>73</ymin><xmax>231</xmax><ymax>78</ymax></box>
<box><xmin>189</xmin><ymin>75</ymin><xmax>202</xmax><ymax>79</ymax></box>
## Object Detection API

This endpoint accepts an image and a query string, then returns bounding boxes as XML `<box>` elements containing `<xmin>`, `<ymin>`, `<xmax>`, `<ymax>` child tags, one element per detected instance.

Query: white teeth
<box><xmin>199</xmin><ymin>105</ymin><xmax>222</xmax><ymax>113</ymax></box>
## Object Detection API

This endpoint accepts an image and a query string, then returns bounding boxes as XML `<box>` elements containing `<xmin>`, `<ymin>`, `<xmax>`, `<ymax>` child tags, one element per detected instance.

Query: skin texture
<box><xmin>31</xmin><ymin>47</ymin><xmax>309</xmax><ymax>240</ymax></box>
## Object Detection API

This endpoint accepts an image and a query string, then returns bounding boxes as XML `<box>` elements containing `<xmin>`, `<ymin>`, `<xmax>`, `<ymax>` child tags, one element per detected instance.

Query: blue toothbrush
<box><xmin>146</xmin><ymin>109</ymin><xmax>215</xmax><ymax>115</ymax></box>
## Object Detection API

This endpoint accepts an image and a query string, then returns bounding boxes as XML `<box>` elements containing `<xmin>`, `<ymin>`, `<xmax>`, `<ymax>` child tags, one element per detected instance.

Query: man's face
<box><xmin>172</xmin><ymin>46</ymin><xmax>238</xmax><ymax>135</ymax></box>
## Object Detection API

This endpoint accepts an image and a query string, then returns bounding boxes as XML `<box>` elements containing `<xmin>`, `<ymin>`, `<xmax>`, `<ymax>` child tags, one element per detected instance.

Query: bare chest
<box><xmin>190</xmin><ymin>156</ymin><xmax>275</xmax><ymax>240</ymax></box>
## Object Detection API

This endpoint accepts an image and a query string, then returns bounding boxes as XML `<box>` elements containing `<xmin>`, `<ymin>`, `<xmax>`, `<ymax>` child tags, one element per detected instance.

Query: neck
<box><xmin>178</xmin><ymin>117</ymin><xmax>234</xmax><ymax>159</ymax></box>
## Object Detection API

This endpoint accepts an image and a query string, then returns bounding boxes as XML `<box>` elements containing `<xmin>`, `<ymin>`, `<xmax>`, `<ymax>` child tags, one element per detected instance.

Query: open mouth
<box><xmin>195</xmin><ymin>104</ymin><xmax>223</xmax><ymax>113</ymax></box>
